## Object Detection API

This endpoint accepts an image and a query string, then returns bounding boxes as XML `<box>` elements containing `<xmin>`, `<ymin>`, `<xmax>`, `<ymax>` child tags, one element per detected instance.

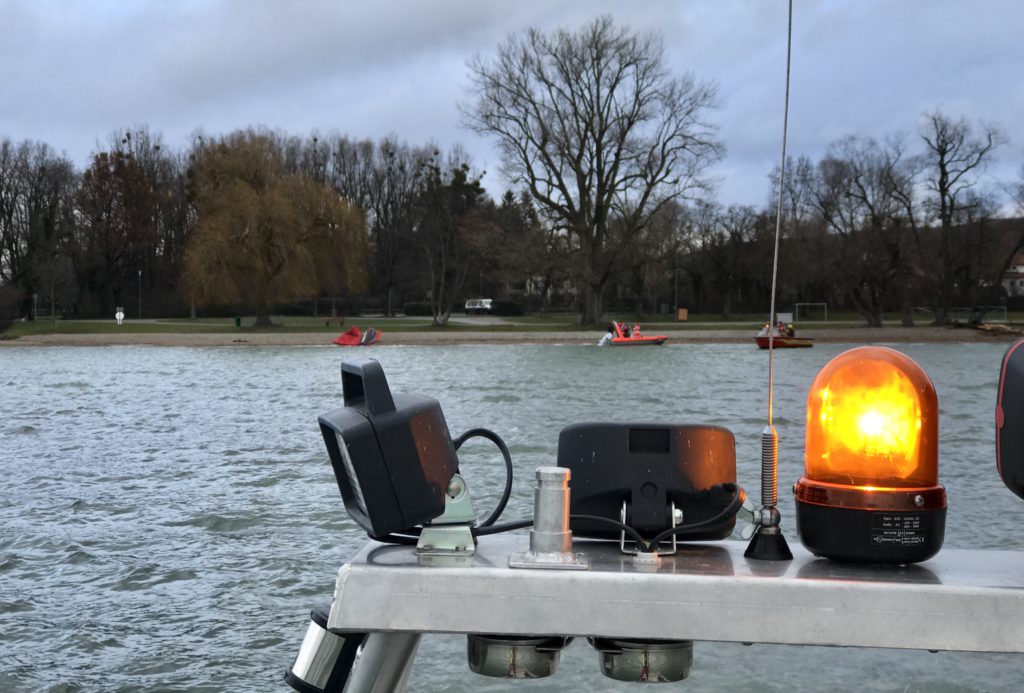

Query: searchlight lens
<box><xmin>333</xmin><ymin>430</ymin><xmax>369</xmax><ymax>516</ymax></box>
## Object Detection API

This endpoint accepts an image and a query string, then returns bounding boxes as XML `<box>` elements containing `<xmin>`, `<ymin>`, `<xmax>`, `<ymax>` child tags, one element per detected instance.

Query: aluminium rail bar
<box><xmin>327</xmin><ymin>535</ymin><xmax>1024</xmax><ymax>691</ymax></box>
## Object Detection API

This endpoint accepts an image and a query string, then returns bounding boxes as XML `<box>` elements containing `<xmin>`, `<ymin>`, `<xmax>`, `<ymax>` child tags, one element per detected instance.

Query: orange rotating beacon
<box><xmin>795</xmin><ymin>346</ymin><xmax>946</xmax><ymax>563</ymax></box>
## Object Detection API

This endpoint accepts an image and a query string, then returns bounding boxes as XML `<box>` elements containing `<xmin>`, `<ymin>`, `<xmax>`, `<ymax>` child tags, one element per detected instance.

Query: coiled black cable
<box><xmin>569</xmin><ymin>514</ymin><xmax>647</xmax><ymax>548</ymax></box>
<box><xmin>453</xmin><ymin>427</ymin><xmax>512</xmax><ymax>528</ymax></box>
<box><xmin>471</xmin><ymin>519</ymin><xmax>532</xmax><ymax>536</ymax></box>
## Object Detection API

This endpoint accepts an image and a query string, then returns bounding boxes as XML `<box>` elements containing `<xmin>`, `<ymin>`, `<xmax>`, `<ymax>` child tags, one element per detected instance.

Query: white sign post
<box><xmin>115</xmin><ymin>306</ymin><xmax>124</xmax><ymax>326</ymax></box>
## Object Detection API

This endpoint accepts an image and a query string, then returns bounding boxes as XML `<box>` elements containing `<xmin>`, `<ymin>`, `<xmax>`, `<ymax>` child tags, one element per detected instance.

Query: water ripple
<box><xmin>0</xmin><ymin>343</ymin><xmax>1019</xmax><ymax>691</ymax></box>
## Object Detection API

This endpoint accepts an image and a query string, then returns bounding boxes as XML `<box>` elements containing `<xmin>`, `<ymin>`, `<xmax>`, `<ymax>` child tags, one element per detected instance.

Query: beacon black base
<box><xmin>795</xmin><ymin>501</ymin><xmax>945</xmax><ymax>564</ymax></box>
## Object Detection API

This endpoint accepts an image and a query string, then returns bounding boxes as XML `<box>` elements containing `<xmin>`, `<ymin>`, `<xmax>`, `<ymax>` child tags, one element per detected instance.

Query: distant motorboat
<box><xmin>599</xmin><ymin>321</ymin><xmax>668</xmax><ymax>346</ymax></box>
<box><xmin>755</xmin><ymin>322</ymin><xmax>813</xmax><ymax>349</ymax></box>
<box><xmin>333</xmin><ymin>326</ymin><xmax>381</xmax><ymax>346</ymax></box>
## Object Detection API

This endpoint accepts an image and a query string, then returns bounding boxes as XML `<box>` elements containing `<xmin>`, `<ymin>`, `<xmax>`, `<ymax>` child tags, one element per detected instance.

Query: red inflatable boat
<box><xmin>600</xmin><ymin>321</ymin><xmax>668</xmax><ymax>346</ymax></box>
<box><xmin>755</xmin><ymin>335</ymin><xmax>814</xmax><ymax>349</ymax></box>
<box><xmin>332</xmin><ymin>326</ymin><xmax>381</xmax><ymax>346</ymax></box>
<box><xmin>755</xmin><ymin>323</ymin><xmax>813</xmax><ymax>349</ymax></box>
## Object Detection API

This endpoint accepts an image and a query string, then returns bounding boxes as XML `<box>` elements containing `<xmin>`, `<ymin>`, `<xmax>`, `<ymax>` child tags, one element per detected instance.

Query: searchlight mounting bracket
<box><xmin>416</xmin><ymin>473</ymin><xmax>477</xmax><ymax>556</ymax></box>
<box><xmin>618</xmin><ymin>500</ymin><xmax>680</xmax><ymax>556</ymax></box>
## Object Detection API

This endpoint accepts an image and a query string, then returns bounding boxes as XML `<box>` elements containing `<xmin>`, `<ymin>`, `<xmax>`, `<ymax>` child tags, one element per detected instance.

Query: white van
<box><xmin>465</xmin><ymin>298</ymin><xmax>493</xmax><ymax>315</ymax></box>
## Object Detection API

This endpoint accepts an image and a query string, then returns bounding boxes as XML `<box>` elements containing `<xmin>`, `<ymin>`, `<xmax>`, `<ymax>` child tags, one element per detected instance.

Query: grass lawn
<box><xmin>5</xmin><ymin>311</ymin><xmax>1022</xmax><ymax>340</ymax></box>
<box><xmin>2</xmin><ymin>314</ymin><xmax>584</xmax><ymax>338</ymax></box>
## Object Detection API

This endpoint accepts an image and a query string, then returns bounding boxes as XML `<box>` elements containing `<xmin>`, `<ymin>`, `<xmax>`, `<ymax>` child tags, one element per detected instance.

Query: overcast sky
<box><xmin>1</xmin><ymin>0</ymin><xmax>1021</xmax><ymax>207</ymax></box>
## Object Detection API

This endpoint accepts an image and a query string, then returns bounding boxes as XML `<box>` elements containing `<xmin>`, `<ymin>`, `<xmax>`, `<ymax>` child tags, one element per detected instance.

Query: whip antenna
<box><xmin>745</xmin><ymin>0</ymin><xmax>794</xmax><ymax>561</ymax></box>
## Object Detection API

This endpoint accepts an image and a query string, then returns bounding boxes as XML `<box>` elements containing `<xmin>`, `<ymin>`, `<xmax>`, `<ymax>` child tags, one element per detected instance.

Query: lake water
<box><xmin>1</xmin><ymin>342</ymin><xmax>1022</xmax><ymax>692</ymax></box>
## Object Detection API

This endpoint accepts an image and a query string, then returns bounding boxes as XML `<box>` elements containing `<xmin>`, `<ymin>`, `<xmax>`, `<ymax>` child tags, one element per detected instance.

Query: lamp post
<box><xmin>673</xmin><ymin>266</ymin><xmax>678</xmax><ymax>312</ymax></box>
<box><xmin>673</xmin><ymin>265</ymin><xmax>686</xmax><ymax>312</ymax></box>
<box><xmin>138</xmin><ymin>269</ymin><xmax>142</xmax><ymax>319</ymax></box>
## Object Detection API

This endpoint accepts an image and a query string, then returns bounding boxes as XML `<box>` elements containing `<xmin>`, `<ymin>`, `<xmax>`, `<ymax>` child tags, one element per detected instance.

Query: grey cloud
<box><xmin>0</xmin><ymin>0</ymin><xmax>1021</xmax><ymax>206</ymax></box>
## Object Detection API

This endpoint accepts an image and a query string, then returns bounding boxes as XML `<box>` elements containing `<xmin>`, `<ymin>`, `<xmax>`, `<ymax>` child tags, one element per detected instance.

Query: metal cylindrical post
<box><xmin>530</xmin><ymin>467</ymin><xmax>572</xmax><ymax>554</ymax></box>
<box><xmin>509</xmin><ymin>466</ymin><xmax>589</xmax><ymax>570</ymax></box>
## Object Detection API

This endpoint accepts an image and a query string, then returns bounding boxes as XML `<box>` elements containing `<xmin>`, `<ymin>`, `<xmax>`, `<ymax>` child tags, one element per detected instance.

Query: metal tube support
<box><xmin>509</xmin><ymin>467</ymin><xmax>589</xmax><ymax>570</ymax></box>
<box><xmin>342</xmin><ymin>632</ymin><xmax>421</xmax><ymax>693</ymax></box>
<box><xmin>531</xmin><ymin>467</ymin><xmax>572</xmax><ymax>553</ymax></box>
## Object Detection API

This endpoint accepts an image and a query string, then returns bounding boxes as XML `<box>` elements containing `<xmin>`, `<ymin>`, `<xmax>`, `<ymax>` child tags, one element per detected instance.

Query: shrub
<box><xmin>403</xmin><ymin>302</ymin><xmax>433</xmax><ymax>316</ymax></box>
<box><xmin>286</xmin><ymin>298</ymin><xmax>365</xmax><ymax>317</ymax></box>
<box><xmin>491</xmin><ymin>300</ymin><xmax>524</xmax><ymax>316</ymax></box>
<box><xmin>403</xmin><ymin>302</ymin><xmax>463</xmax><ymax>316</ymax></box>
<box><xmin>0</xmin><ymin>285</ymin><xmax>20</xmax><ymax>334</ymax></box>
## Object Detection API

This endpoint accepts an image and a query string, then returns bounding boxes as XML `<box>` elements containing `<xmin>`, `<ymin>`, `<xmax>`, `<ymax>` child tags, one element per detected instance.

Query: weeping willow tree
<box><xmin>184</xmin><ymin>130</ymin><xmax>367</xmax><ymax>326</ymax></box>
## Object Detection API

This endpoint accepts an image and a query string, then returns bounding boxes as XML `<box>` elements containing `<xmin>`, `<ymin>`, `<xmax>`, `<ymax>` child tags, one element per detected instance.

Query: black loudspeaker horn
<box><xmin>996</xmin><ymin>338</ymin><xmax>1024</xmax><ymax>500</ymax></box>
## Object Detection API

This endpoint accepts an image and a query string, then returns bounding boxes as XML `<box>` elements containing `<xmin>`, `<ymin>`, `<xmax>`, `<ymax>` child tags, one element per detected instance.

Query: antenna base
<box><xmin>744</xmin><ymin>524</ymin><xmax>793</xmax><ymax>561</ymax></box>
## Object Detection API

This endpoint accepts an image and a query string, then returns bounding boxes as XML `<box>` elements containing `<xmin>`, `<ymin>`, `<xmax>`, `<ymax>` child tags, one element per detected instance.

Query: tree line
<box><xmin>2</xmin><ymin>16</ymin><xmax>1023</xmax><ymax>329</ymax></box>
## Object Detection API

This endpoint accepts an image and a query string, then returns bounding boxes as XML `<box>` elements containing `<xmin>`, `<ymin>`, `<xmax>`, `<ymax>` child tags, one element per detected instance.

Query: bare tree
<box><xmin>77</xmin><ymin>149</ymin><xmax>160</xmax><ymax>317</ymax></box>
<box><xmin>767</xmin><ymin>154</ymin><xmax>817</xmax><ymax>228</ymax></box>
<box><xmin>838</xmin><ymin>135</ymin><xmax>917</xmax><ymax>326</ymax></box>
<box><xmin>0</xmin><ymin>140</ymin><xmax>77</xmax><ymax>319</ymax></box>
<box><xmin>493</xmin><ymin>189</ymin><xmax>570</xmax><ymax>311</ymax></box>
<box><xmin>918</xmin><ymin>110</ymin><xmax>1006</xmax><ymax>323</ymax></box>
<box><xmin>692</xmin><ymin>202</ymin><xmax>760</xmax><ymax>317</ymax></box>
<box><xmin>463</xmin><ymin>15</ymin><xmax>722</xmax><ymax>325</ymax></box>
<box><xmin>108</xmin><ymin>126</ymin><xmax>194</xmax><ymax>316</ymax></box>
<box><xmin>677</xmin><ymin>199</ymin><xmax>719</xmax><ymax>313</ymax></box>
<box><xmin>316</xmin><ymin>135</ymin><xmax>431</xmax><ymax>315</ymax></box>
<box><xmin>1016</xmin><ymin>165</ymin><xmax>1024</xmax><ymax>213</ymax></box>
<box><xmin>945</xmin><ymin>190</ymin><xmax>1014</xmax><ymax>320</ymax></box>
<box><xmin>362</xmin><ymin>138</ymin><xmax>431</xmax><ymax>316</ymax></box>
<box><xmin>413</xmin><ymin>150</ymin><xmax>490</xmax><ymax>326</ymax></box>
<box><xmin>803</xmin><ymin>135</ymin><xmax>922</xmax><ymax>326</ymax></box>
<box><xmin>616</xmin><ymin>200</ymin><xmax>681</xmax><ymax>315</ymax></box>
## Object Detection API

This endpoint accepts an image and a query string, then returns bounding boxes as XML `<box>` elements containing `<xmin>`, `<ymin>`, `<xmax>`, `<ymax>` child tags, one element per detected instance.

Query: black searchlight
<box><xmin>997</xmin><ymin>337</ymin><xmax>1024</xmax><ymax>500</ymax></box>
<box><xmin>318</xmin><ymin>358</ymin><xmax>461</xmax><ymax>538</ymax></box>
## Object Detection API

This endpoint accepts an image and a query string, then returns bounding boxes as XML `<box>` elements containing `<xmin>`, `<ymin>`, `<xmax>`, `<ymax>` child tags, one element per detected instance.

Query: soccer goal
<box><xmin>794</xmin><ymin>302</ymin><xmax>828</xmax><ymax>322</ymax></box>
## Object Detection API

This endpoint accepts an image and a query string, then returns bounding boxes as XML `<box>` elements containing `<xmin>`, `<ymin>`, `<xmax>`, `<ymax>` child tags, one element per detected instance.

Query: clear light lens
<box><xmin>335</xmin><ymin>430</ymin><xmax>368</xmax><ymax>514</ymax></box>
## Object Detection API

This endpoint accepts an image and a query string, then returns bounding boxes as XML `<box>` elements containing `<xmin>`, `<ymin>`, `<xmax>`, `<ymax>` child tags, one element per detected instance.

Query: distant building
<box><xmin>1003</xmin><ymin>252</ymin><xmax>1024</xmax><ymax>297</ymax></box>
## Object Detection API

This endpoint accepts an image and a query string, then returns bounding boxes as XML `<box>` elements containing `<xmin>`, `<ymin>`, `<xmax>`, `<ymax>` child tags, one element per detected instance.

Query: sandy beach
<box><xmin>2</xmin><ymin>325</ymin><xmax>1019</xmax><ymax>347</ymax></box>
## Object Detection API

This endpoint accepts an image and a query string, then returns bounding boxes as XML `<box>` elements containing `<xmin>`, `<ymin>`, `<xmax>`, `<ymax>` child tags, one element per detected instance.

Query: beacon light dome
<box><xmin>795</xmin><ymin>346</ymin><xmax>946</xmax><ymax>563</ymax></box>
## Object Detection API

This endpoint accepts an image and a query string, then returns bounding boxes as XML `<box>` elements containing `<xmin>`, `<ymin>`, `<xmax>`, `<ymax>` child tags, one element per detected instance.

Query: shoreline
<box><xmin>1</xmin><ymin>325</ymin><xmax>1018</xmax><ymax>347</ymax></box>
